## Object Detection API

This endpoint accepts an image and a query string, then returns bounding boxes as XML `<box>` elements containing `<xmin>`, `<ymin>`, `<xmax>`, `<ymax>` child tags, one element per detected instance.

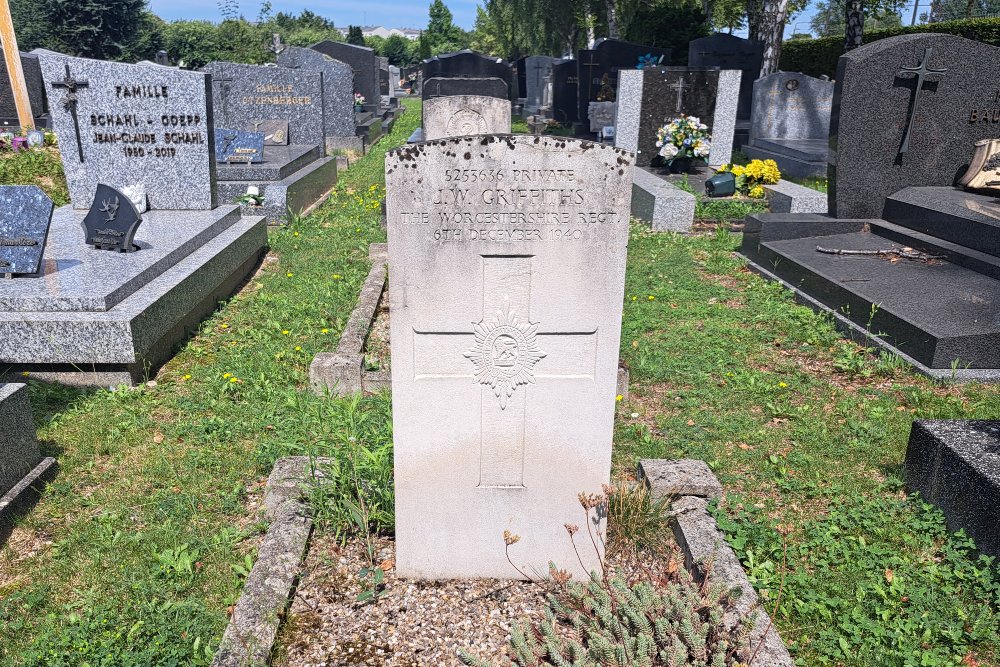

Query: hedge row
<box><xmin>779</xmin><ymin>17</ymin><xmax>1000</xmax><ymax>78</ymax></box>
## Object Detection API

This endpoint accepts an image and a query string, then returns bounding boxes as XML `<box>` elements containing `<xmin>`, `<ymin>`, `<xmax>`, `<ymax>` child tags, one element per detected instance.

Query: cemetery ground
<box><xmin>0</xmin><ymin>100</ymin><xmax>998</xmax><ymax>667</ymax></box>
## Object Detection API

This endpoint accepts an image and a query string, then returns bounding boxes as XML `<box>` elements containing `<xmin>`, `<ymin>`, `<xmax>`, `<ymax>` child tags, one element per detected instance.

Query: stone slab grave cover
<box><xmin>35</xmin><ymin>49</ymin><xmax>216</xmax><ymax>210</ymax></box>
<box><xmin>276</xmin><ymin>46</ymin><xmax>355</xmax><ymax>150</ymax></box>
<box><xmin>551</xmin><ymin>60</ymin><xmax>579</xmax><ymax>125</ymax></box>
<box><xmin>0</xmin><ymin>185</ymin><xmax>54</xmax><ymax>275</ymax></box>
<box><xmin>310</xmin><ymin>40</ymin><xmax>380</xmax><ymax>112</ymax></box>
<box><xmin>906</xmin><ymin>420</ymin><xmax>1000</xmax><ymax>558</ymax></box>
<box><xmin>422</xmin><ymin>77</ymin><xmax>508</xmax><ymax>101</ymax></box>
<box><xmin>203</xmin><ymin>62</ymin><xmax>325</xmax><ymax>148</ymax></box>
<box><xmin>0</xmin><ymin>52</ymin><xmax>48</xmax><ymax>127</ymax></box>
<box><xmin>745</xmin><ymin>72</ymin><xmax>833</xmax><ymax>178</ymax></box>
<box><xmin>688</xmin><ymin>34</ymin><xmax>763</xmax><ymax>124</ymax></box>
<box><xmin>422</xmin><ymin>50</ymin><xmax>514</xmax><ymax>101</ymax></box>
<box><xmin>422</xmin><ymin>95</ymin><xmax>511</xmax><ymax>140</ymax></box>
<box><xmin>387</xmin><ymin>136</ymin><xmax>634</xmax><ymax>579</ymax></box>
<box><xmin>830</xmin><ymin>33</ymin><xmax>1000</xmax><ymax>219</ymax></box>
<box><xmin>615</xmin><ymin>67</ymin><xmax>740</xmax><ymax>167</ymax></box>
<box><xmin>576</xmin><ymin>39</ymin><xmax>671</xmax><ymax>127</ymax></box>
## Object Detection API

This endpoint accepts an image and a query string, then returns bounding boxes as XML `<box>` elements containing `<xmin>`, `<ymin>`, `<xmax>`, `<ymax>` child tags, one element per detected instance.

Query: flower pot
<box><xmin>667</xmin><ymin>157</ymin><xmax>693</xmax><ymax>174</ymax></box>
<box><xmin>354</xmin><ymin>104</ymin><xmax>363</xmax><ymax>113</ymax></box>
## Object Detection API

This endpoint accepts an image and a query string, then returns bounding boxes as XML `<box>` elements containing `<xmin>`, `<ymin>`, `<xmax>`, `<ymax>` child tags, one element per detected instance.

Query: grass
<box><xmin>0</xmin><ymin>147</ymin><xmax>69</xmax><ymax>205</ymax></box>
<box><xmin>0</xmin><ymin>99</ymin><xmax>417</xmax><ymax>666</ymax></box>
<box><xmin>2</xmin><ymin>100</ymin><xmax>999</xmax><ymax>667</ymax></box>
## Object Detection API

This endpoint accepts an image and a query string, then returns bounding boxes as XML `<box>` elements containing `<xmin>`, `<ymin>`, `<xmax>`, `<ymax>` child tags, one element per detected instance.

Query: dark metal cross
<box><xmin>670</xmin><ymin>77</ymin><xmax>689</xmax><ymax>113</ymax></box>
<box><xmin>49</xmin><ymin>63</ymin><xmax>89</xmax><ymax>163</ymax></box>
<box><xmin>580</xmin><ymin>52</ymin><xmax>601</xmax><ymax>102</ymax></box>
<box><xmin>896</xmin><ymin>46</ymin><xmax>946</xmax><ymax>157</ymax></box>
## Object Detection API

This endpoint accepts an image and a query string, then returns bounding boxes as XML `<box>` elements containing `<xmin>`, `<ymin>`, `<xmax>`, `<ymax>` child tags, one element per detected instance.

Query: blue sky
<box><xmin>148</xmin><ymin>0</ymin><xmax>481</xmax><ymax>29</ymax></box>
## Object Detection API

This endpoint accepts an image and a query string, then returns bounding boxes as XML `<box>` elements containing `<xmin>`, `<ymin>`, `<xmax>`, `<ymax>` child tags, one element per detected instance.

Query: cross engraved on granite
<box><xmin>212</xmin><ymin>74</ymin><xmax>235</xmax><ymax>120</ymax></box>
<box><xmin>580</xmin><ymin>52</ymin><xmax>601</xmax><ymax>102</ymax></box>
<box><xmin>49</xmin><ymin>63</ymin><xmax>89</xmax><ymax>163</ymax></box>
<box><xmin>896</xmin><ymin>46</ymin><xmax>947</xmax><ymax>157</ymax></box>
<box><xmin>671</xmin><ymin>77</ymin><xmax>689</xmax><ymax>113</ymax></box>
<box><xmin>412</xmin><ymin>255</ymin><xmax>598</xmax><ymax>488</ymax></box>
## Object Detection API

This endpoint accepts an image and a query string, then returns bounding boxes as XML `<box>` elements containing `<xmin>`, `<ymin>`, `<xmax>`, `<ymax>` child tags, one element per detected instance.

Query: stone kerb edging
<box><xmin>764</xmin><ymin>180</ymin><xmax>828</xmax><ymax>214</ymax></box>
<box><xmin>638</xmin><ymin>459</ymin><xmax>795</xmax><ymax>667</ymax></box>
<box><xmin>309</xmin><ymin>244</ymin><xmax>389</xmax><ymax>396</ymax></box>
<box><xmin>211</xmin><ymin>456</ymin><xmax>328</xmax><ymax>667</ymax></box>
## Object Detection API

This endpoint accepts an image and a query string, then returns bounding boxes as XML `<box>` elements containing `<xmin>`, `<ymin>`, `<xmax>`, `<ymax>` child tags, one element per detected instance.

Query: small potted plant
<box><xmin>655</xmin><ymin>115</ymin><xmax>711</xmax><ymax>173</ymax></box>
<box><xmin>354</xmin><ymin>93</ymin><xmax>366</xmax><ymax>112</ymax></box>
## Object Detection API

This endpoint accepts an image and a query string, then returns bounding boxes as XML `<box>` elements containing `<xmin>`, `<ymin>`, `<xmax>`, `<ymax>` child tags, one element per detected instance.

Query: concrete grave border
<box><xmin>638</xmin><ymin>458</ymin><xmax>795</xmax><ymax>666</ymax></box>
<box><xmin>310</xmin><ymin>243</ymin><xmax>630</xmax><ymax>398</ymax></box>
<box><xmin>211</xmin><ymin>456</ymin><xmax>325</xmax><ymax>667</ymax></box>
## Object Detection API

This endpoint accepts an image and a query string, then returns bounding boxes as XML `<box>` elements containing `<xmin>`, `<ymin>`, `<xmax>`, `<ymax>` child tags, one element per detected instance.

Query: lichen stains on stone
<box><xmin>463</xmin><ymin>152</ymin><xmax>471</xmax><ymax>160</ymax></box>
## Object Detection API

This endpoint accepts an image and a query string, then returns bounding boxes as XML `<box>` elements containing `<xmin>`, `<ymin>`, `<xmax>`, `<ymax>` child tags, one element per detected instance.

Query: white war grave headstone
<box><xmin>422</xmin><ymin>95</ymin><xmax>511</xmax><ymax>141</ymax></box>
<box><xmin>387</xmin><ymin>135</ymin><xmax>634</xmax><ymax>579</ymax></box>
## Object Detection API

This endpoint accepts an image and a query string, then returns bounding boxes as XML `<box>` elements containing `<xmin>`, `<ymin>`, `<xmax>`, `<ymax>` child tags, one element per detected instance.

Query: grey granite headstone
<box><xmin>615</xmin><ymin>67</ymin><xmax>740</xmax><ymax>167</ymax></box>
<box><xmin>0</xmin><ymin>185</ymin><xmax>54</xmax><ymax>275</ymax></box>
<box><xmin>905</xmin><ymin>420</ymin><xmax>1000</xmax><ymax>559</ymax></box>
<box><xmin>277</xmin><ymin>46</ymin><xmax>355</xmax><ymax>146</ymax></box>
<box><xmin>688</xmin><ymin>33</ymin><xmax>763</xmax><ymax>122</ymax></box>
<box><xmin>0</xmin><ymin>383</ymin><xmax>44</xmax><ymax>500</ymax></box>
<box><xmin>35</xmin><ymin>50</ymin><xmax>216</xmax><ymax>210</ymax></box>
<box><xmin>203</xmin><ymin>61</ymin><xmax>324</xmax><ymax>148</ymax></box>
<box><xmin>422</xmin><ymin>77</ymin><xmax>508</xmax><ymax>100</ymax></box>
<box><xmin>750</xmin><ymin>72</ymin><xmax>833</xmax><ymax>141</ymax></box>
<box><xmin>310</xmin><ymin>41</ymin><xmax>379</xmax><ymax>111</ymax></box>
<box><xmin>0</xmin><ymin>52</ymin><xmax>47</xmax><ymax>124</ymax></box>
<box><xmin>830</xmin><ymin>33</ymin><xmax>1000</xmax><ymax>219</ymax></box>
<box><xmin>523</xmin><ymin>56</ymin><xmax>565</xmax><ymax>112</ymax></box>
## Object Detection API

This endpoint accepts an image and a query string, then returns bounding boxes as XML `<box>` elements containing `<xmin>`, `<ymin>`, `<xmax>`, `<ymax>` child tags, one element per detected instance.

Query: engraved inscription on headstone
<box><xmin>82</xmin><ymin>183</ymin><xmax>143</xmax><ymax>252</ymax></box>
<box><xmin>0</xmin><ymin>185</ymin><xmax>54</xmax><ymax>275</ymax></box>
<box><xmin>387</xmin><ymin>136</ymin><xmax>634</xmax><ymax>579</ymax></box>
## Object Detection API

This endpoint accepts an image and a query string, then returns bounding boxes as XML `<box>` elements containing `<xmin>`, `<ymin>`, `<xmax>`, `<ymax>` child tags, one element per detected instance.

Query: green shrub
<box><xmin>781</xmin><ymin>17</ymin><xmax>1000</xmax><ymax>78</ymax></box>
<box><xmin>0</xmin><ymin>148</ymin><xmax>70</xmax><ymax>206</ymax></box>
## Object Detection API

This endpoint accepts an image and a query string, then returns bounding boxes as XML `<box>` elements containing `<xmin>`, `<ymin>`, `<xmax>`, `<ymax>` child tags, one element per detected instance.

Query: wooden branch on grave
<box><xmin>815</xmin><ymin>245</ymin><xmax>945</xmax><ymax>263</ymax></box>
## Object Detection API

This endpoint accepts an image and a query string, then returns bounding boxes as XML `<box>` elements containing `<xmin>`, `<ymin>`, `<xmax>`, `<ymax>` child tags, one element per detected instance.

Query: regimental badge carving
<box><xmin>464</xmin><ymin>305</ymin><xmax>546</xmax><ymax>410</ymax></box>
<box><xmin>446</xmin><ymin>109</ymin><xmax>489</xmax><ymax>137</ymax></box>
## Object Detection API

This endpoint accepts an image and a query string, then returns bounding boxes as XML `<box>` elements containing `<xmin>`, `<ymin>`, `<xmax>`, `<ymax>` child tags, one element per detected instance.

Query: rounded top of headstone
<box><xmin>387</xmin><ymin>134</ymin><xmax>635</xmax><ymax>167</ymax></box>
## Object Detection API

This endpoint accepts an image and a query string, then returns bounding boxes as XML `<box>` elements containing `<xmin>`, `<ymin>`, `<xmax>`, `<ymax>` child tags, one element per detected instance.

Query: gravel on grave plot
<box><xmin>276</xmin><ymin>530</ymin><xmax>684</xmax><ymax>667</ymax></box>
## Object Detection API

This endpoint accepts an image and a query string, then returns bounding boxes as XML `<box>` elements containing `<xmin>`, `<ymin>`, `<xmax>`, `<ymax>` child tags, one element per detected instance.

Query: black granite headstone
<box><xmin>0</xmin><ymin>52</ymin><xmax>48</xmax><ymax>127</ymax></box>
<box><xmin>688</xmin><ymin>33</ymin><xmax>763</xmax><ymax>122</ymax></box>
<box><xmin>576</xmin><ymin>39</ymin><xmax>671</xmax><ymax>123</ymax></box>
<box><xmin>551</xmin><ymin>60</ymin><xmax>579</xmax><ymax>124</ymax></box>
<box><xmin>515</xmin><ymin>56</ymin><xmax>527</xmax><ymax>100</ymax></box>
<box><xmin>310</xmin><ymin>40</ymin><xmax>380</xmax><ymax>111</ymax></box>
<box><xmin>0</xmin><ymin>185</ymin><xmax>53</xmax><ymax>275</ymax></box>
<box><xmin>214</xmin><ymin>129</ymin><xmax>265</xmax><ymax>164</ymax></box>
<box><xmin>634</xmin><ymin>68</ymin><xmax>723</xmax><ymax>168</ymax></box>
<box><xmin>82</xmin><ymin>184</ymin><xmax>142</xmax><ymax>253</ymax></box>
<box><xmin>422</xmin><ymin>50</ymin><xmax>514</xmax><ymax>100</ymax></box>
<box><xmin>422</xmin><ymin>77</ymin><xmax>509</xmax><ymax>101</ymax></box>
<box><xmin>830</xmin><ymin>33</ymin><xmax>1000</xmax><ymax>219</ymax></box>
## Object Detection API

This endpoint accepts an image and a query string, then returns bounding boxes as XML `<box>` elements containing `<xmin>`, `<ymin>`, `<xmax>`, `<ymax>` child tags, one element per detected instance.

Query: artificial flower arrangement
<box><xmin>655</xmin><ymin>115</ymin><xmax>711</xmax><ymax>168</ymax></box>
<box><xmin>0</xmin><ymin>128</ymin><xmax>56</xmax><ymax>153</ymax></box>
<box><xmin>353</xmin><ymin>93</ymin><xmax>366</xmax><ymax>107</ymax></box>
<box><xmin>715</xmin><ymin>159</ymin><xmax>781</xmax><ymax>199</ymax></box>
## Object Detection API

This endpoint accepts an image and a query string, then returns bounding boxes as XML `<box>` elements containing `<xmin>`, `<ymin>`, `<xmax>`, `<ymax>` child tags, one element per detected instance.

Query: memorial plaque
<box><xmin>214</xmin><ymin>129</ymin><xmax>264</xmax><ymax>163</ymax></box>
<box><xmin>82</xmin><ymin>183</ymin><xmax>143</xmax><ymax>252</ymax></box>
<box><xmin>36</xmin><ymin>50</ymin><xmax>215</xmax><ymax>211</ymax></box>
<box><xmin>0</xmin><ymin>185</ymin><xmax>54</xmax><ymax>275</ymax></box>
<box><xmin>386</xmin><ymin>136</ymin><xmax>634</xmax><ymax>579</ymax></box>
<box><xmin>252</xmin><ymin>120</ymin><xmax>290</xmax><ymax>146</ymax></box>
<box><xmin>422</xmin><ymin>95</ymin><xmax>511</xmax><ymax>140</ymax></box>
<box><xmin>204</xmin><ymin>62</ymin><xmax>324</xmax><ymax>148</ymax></box>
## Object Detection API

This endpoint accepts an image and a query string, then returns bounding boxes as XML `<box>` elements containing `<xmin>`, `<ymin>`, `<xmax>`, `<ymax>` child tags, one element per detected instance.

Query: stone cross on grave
<box><xmin>670</xmin><ymin>77</ymin><xmax>689</xmax><ymax>113</ymax></box>
<box><xmin>49</xmin><ymin>63</ymin><xmax>88</xmax><ymax>163</ymax></box>
<box><xmin>412</xmin><ymin>255</ymin><xmax>598</xmax><ymax>488</ymax></box>
<box><xmin>896</xmin><ymin>46</ymin><xmax>947</xmax><ymax>158</ymax></box>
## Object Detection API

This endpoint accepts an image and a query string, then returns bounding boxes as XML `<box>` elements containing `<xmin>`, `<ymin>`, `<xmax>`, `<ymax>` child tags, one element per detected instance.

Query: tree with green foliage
<box><xmin>623</xmin><ymin>0</ymin><xmax>710</xmax><ymax>56</ymax></box>
<box><xmin>425</xmin><ymin>0</ymin><xmax>469</xmax><ymax>54</ymax></box>
<box><xmin>347</xmin><ymin>25</ymin><xmax>365</xmax><ymax>45</ymax></box>
<box><xmin>27</xmin><ymin>0</ymin><xmax>146</xmax><ymax>60</ymax></box>
<box><xmin>270</xmin><ymin>10</ymin><xmax>342</xmax><ymax>46</ymax></box>
<box><xmin>382</xmin><ymin>34</ymin><xmax>416</xmax><ymax>65</ymax></box>
<box><xmin>418</xmin><ymin>31</ymin><xmax>433</xmax><ymax>60</ymax></box>
<box><xmin>808</xmin><ymin>0</ymin><xmax>904</xmax><ymax>37</ymax></box>
<box><xmin>162</xmin><ymin>20</ymin><xmax>220</xmax><ymax>68</ymax></box>
<box><xmin>926</xmin><ymin>0</ymin><xmax>1000</xmax><ymax>20</ymax></box>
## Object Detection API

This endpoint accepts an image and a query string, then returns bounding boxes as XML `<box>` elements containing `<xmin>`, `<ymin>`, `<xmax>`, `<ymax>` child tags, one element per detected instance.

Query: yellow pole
<box><xmin>0</xmin><ymin>0</ymin><xmax>33</xmax><ymax>129</ymax></box>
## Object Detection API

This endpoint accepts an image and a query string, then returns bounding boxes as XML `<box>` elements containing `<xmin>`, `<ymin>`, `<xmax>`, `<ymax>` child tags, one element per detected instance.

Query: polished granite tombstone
<box><xmin>740</xmin><ymin>34</ymin><xmax>1000</xmax><ymax>381</ymax></box>
<box><xmin>276</xmin><ymin>46</ymin><xmax>357</xmax><ymax>152</ymax></box>
<box><xmin>5</xmin><ymin>52</ymin><xmax>267</xmax><ymax>386</ymax></box>
<box><xmin>905</xmin><ymin>420</ymin><xmax>1000</xmax><ymax>558</ymax></box>
<box><xmin>0</xmin><ymin>185</ymin><xmax>54</xmax><ymax>275</ymax></box>
<box><xmin>0</xmin><ymin>52</ymin><xmax>49</xmax><ymax>129</ymax></box>
<box><xmin>421</xmin><ymin>50</ymin><xmax>513</xmax><ymax>100</ymax></box>
<box><xmin>422</xmin><ymin>76</ymin><xmax>508</xmax><ymax>101</ymax></box>
<box><xmin>310</xmin><ymin>41</ymin><xmax>380</xmax><ymax>114</ymax></box>
<box><xmin>575</xmin><ymin>39</ymin><xmax>671</xmax><ymax>128</ymax></box>
<box><xmin>551</xmin><ymin>60</ymin><xmax>579</xmax><ymax>125</ymax></box>
<box><xmin>688</xmin><ymin>34</ymin><xmax>763</xmax><ymax>125</ymax></box>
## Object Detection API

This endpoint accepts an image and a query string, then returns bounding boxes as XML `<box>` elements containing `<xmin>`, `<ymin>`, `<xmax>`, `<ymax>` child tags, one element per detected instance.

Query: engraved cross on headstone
<box><xmin>670</xmin><ymin>77</ymin><xmax>689</xmax><ymax>113</ymax></box>
<box><xmin>412</xmin><ymin>255</ymin><xmax>598</xmax><ymax>488</ymax></box>
<box><xmin>49</xmin><ymin>63</ymin><xmax>88</xmax><ymax>163</ymax></box>
<box><xmin>896</xmin><ymin>46</ymin><xmax>946</xmax><ymax>157</ymax></box>
<box><xmin>211</xmin><ymin>73</ymin><xmax>235</xmax><ymax>123</ymax></box>
<box><xmin>580</xmin><ymin>52</ymin><xmax>601</xmax><ymax>102</ymax></box>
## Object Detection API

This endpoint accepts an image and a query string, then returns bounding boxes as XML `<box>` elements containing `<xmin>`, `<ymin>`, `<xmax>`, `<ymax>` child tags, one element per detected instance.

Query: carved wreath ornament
<box><xmin>464</xmin><ymin>306</ymin><xmax>546</xmax><ymax>409</ymax></box>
